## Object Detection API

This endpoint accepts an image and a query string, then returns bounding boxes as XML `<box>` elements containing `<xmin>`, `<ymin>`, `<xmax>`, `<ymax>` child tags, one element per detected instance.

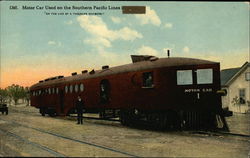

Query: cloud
<box><xmin>163</xmin><ymin>43</ymin><xmax>176</xmax><ymax>56</ymax></box>
<box><xmin>48</xmin><ymin>41</ymin><xmax>62</xmax><ymax>47</ymax></box>
<box><xmin>135</xmin><ymin>45</ymin><xmax>159</xmax><ymax>56</ymax></box>
<box><xmin>48</xmin><ymin>41</ymin><xmax>56</xmax><ymax>45</ymax></box>
<box><xmin>77</xmin><ymin>15</ymin><xmax>142</xmax><ymax>42</ymax></box>
<box><xmin>64</xmin><ymin>20</ymin><xmax>73</xmax><ymax>25</ymax></box>
<box><xmin>75</xmin><ymin>15</ymin><xmax>143</xmax><ymax>70</ymax></box>
<box><xmin>116</xmin><ymin>27</ymin><xmax>143</xmax><ymax>41</ymax></box>
<box><xmin>183</xmin><ymin>46</ymin><xmax>190</xmax><ymax>53</ymax></box>
<box><xmin>174</xmin><ymin>48</ymin><xmax>249</xmax><ymax>69</ymax></box>
<box><xmin>111</xmin><ymin>16</ymin><xmax>122</xmax><ymax>24</ymax></box>
<box><xmin>77</xmin><ymin>15</ymin><xmax>142</xmax><ymax>48</ymax></box>
<box><xmin>164</xmin><ymin>23</ymin><xmax>173</xmax><ymax>29</ymax></box>
<box><xmin>219</xmin><ymin>50</ymin><xmax>249</xmax><ymax>69</ymax></box>
<box><xmin>163</xmin><ymin>48</ymin><xmax>172</xmax><ymax>56</ymax></box>
<box><xmin>135</xmin><ymin>6</ymin><xmax>161</xmax><ymax>26</ymax></box>
<box><xmin>84</xmin><ymin>37</ymin><xmax>111</xmax><ymax>48</ymax></box>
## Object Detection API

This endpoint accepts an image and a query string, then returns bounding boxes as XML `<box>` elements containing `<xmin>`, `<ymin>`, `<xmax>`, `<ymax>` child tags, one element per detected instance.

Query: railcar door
<box><xmin>100</xmin><ymin>79</ymin><xmax>111</xmax><ymax>104</ymax></box>
<box><xmin>59</xmin><ymin>90</ymin><xmax>64</xmax><ymax>113</ymax></box>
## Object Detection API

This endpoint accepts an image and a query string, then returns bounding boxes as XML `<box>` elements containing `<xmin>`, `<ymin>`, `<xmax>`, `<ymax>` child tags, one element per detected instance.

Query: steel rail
<box><xmin>190</xmin><ymin>130</ymin><xmax>250</xmax><ymax>138</ymax></box>
<box><xmin>0</xmin><ymin>118</ymin><xmax>139</xmax><ymax>157</ymax></box>
<box><xmin>0</xmin><ymin>128</ymin><xmax>66</xmax><ymax>157</ymax></box>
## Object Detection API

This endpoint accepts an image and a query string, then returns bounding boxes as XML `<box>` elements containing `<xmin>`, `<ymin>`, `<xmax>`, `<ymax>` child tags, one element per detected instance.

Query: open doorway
<box><xmin>100</xmin><ymin>79</ymin><xmax>111</xmax><ymax>104</ymax></box>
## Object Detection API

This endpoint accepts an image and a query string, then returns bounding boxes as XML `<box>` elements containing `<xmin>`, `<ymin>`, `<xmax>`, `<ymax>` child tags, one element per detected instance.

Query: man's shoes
<box><xmin>77</xmin><ymin>123</ymin><xmax>80</xmax><ymax>124</ymax></box>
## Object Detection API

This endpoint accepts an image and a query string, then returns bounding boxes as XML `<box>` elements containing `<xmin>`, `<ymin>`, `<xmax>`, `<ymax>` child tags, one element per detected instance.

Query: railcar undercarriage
<box><xmin>119</xmin><ymin>109</ymin><xmax>229</xmax><ymax>131</ymax></box>
<box><xmin>38</xmin><ymin>106</ymin><xmax>229</xmax><ymax>131</ymax></box>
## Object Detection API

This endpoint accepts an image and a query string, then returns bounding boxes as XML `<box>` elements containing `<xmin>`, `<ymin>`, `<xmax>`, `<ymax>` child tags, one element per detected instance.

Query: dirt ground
<box><xmin>0</xmin><ymin>105</ymin><xmax>249</xmax><ymax>157</ymax></box>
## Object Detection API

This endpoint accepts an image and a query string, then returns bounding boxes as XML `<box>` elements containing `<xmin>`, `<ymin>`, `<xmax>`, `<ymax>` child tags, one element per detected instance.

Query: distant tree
<box><xmin>6</xmin><ymin>84</ymin><xmax>26</xmax><ymax>105</ymax></box>
<box><xmin>0</xmin><ymin>88</ymin><xmax>9</xmax><ymax>103</ymax></box>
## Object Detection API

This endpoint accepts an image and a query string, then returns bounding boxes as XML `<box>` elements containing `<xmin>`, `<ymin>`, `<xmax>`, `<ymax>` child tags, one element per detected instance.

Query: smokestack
<box><xmin>167</xmin><ymin>49</ymin><xmax>170</xmax><ymax>58</ymax></box>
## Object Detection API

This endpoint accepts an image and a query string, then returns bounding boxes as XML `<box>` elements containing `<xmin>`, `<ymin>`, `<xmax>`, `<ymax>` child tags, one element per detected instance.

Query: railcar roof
<box><xmin>30</xmin><ymin>57</ymin><xmax>218</xmax><ymax>89</ymax></box>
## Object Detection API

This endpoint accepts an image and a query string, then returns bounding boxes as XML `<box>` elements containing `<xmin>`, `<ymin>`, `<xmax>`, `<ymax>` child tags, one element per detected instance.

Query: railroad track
<box><xmin>0</xmin><ymin>118</ymin><xmax>139</xmax><ymax>157</ymax></box>
<box><xmin>190</xmin><ymin>130</ymin><xmax>250</xmax><ymax>138</ymax></box>
<box><xmin>6</xmin><ymin>108</ymin><xmax>250</xmax><ymax>139</ymax></box>
<box><xmin>0</xmin><ymin>128</ymin><xmax>66</xmax><ymax>157</ymax></box>
<box><xmin>8</xmin><ymin>108</ymin><xmax>39</xmax><ymax>116</ymax></box>
<box><xmin>9</xmin><ymin>108</ymin><xmax>120</xmax><ymax>122</ymax></box>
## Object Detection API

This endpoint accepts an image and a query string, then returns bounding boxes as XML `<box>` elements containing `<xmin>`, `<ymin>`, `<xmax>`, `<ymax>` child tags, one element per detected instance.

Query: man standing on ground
<box><xmin>75</xmin><ymin>95</ymin><xmax>84</xmax><ymax>124</ymax></box>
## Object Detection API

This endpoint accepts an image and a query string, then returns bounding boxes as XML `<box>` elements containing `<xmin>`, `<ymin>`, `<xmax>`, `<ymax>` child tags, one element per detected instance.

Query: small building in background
<box><xmin>221</xmin><ymin>62</ymin><xmax>250</xmax><ymax>114</ymax></box>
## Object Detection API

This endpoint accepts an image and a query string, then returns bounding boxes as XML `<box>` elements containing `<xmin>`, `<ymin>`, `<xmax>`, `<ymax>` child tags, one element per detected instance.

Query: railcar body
<box><xmin>30</xmin><ymin>56</ymin><xmax>229</xmax><ymax>130</ymax></box>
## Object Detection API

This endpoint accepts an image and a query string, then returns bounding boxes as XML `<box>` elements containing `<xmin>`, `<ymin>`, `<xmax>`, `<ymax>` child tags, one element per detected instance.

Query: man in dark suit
<box><xmin>75</xmin><ymin>95</ymin><xmax>84</xmax><ymax>124</ymax></box>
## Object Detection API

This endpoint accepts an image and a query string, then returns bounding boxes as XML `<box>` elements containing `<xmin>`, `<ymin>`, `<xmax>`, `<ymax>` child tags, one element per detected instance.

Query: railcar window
<box><xmin>52</xmin><ymin>88</ymin><xmax>55</xmax><ymax>94</ymax></box>
<box><xmin>33</xmin><ymin>91</ymin><xmax>35</xmax><ymax>96</ymax></box>
<box><xmin>70</xmin><ymin>85</ymin><xmax>73</xmax><ymax>93</ymax></box>
<box><xmin>75</xmin><ymin>84</ymin><xmax>79</xmax><ymax>92</ymax></box>
<box><xmin>177</xmin><ymin>70</ymin><xmax>193</xmax><ymax>85</ymax></box>
<box><xmin>65</xmin><ymin>86</ymin><xmax>68</xmax><ymax>93</ymax></box>
<box><xmin>48</xmin><ymin>88</ymin><xmax>51</xmax><ymax>94</ymax></box>
<box><xmin>197</xmin><ymin>69</ymin><xmax>213</xmax><ymax>84</ymax></box>
<box><xmin>39</xmin><ymin>90</ymin><xmax>41</xmax><ymax>95</ymax></box>
<box><xmin>80</xmin><ymin>84</ymin><xmax>84</xmax><ymax>92</ymax></box>
<box><xmin>56</xmin><ymin>88</ymin><xmax>59</xmax><ymax>94</ymax></box>
<box><xmin>143</xmin><ymin>72</ymin><xmax>154</xmax><ymax>87</ymax></box>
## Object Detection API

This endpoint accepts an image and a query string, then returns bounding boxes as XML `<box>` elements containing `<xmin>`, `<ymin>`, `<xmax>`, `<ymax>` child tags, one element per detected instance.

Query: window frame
<box><xmin>239</xmin><ymin>89</ymin><xmax>246</xmax><ymax>104</ymax></box>
<box><xmin>176</xmin><ymin>70</ymin><xmax>193</xmax><ymax>85</ymax></box>
<box><xmin>75</xmin><ymin>84</ymin><xmax>79</xmax><ymax>93</ymax></box>
<box><xmin>142</xmin><ymin>72</ymin><xmax>154</xmax><ymax>88</ymax></box>
<box><xmin>80</xmin><ymin>83</ymin><xmax>84</xmax><ymax>92</ymax></box>
<box><xmin>70</xmin><ymin>85</ymin><xmax>73</xmax><ymax>93</ymax></box>
<box><xmin>196</xmin><ymin>68</ymin><xmax>213</xmax><ymax>84</ymax></box>
<box><xmin>65</xmin><ymin>86</ymin><xmax>68</xmax><ymax>93</ymax></box>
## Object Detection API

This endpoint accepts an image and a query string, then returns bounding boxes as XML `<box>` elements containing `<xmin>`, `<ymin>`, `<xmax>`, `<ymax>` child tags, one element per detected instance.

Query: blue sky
<box><xmin>0</xmin><ymin>1</ymin><xmax>249</xmax><ymax>88</ymax></box>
